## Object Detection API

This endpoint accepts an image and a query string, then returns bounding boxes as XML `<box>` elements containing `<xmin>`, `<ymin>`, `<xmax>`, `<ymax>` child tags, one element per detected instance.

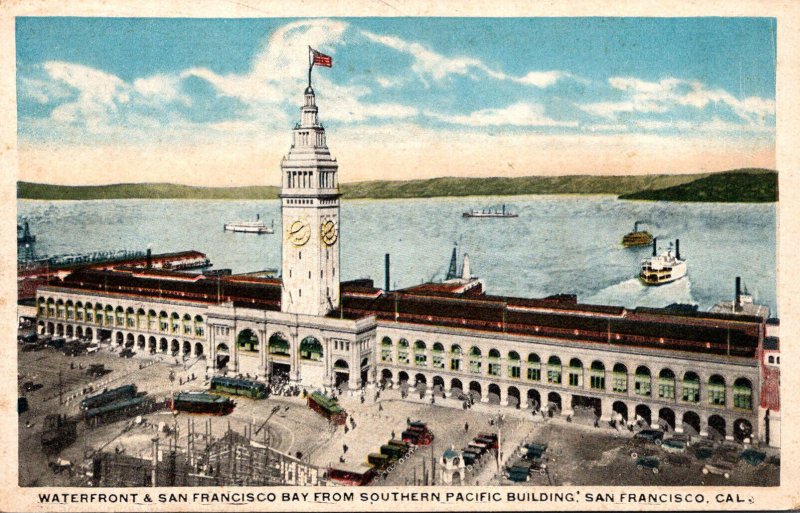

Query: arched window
<box><xmin>414</xmin><ymin>340</ymin><xmax>427</xmax><ymax>367</ymax></box>
<box><xmin>380</xmin><ymin>336</ymin><xmax>393</xmax><ymax>363</ymax></box>
<box><xmin>590</xmin><ymin>361</ymin><xmax>605</xmax><ymax>390</ymax></box>
<box><xmin>398</xmin><ymin>338</ymin><xmax>410</xmax><ymax>365</ymax></box>
<box><xmin>268</xmin><ymin>333</ymin><xmax>290</xmax><ymax>357</ymax></box>
<box><xmin>237</xmin><ymin>329</ymin><xmax>259</xmax><ymax>352</ymax></box>
<box><xmin>682</xmin><ymin>371</ymin><xmax>700</xmax><ymax>403</ymax></box>
<box><xmin>450</xmin><ymin>344</ymin><xmax>462</xmax><ymax>371</ymax></box>
<box><xmin>194</xmin><ymin>315</ymin><xmax>204</xmax><ymax>337</ymax></box>
<box><xmin>733</xmin><ymin>377</ymin><xmax>752</xmax><ymax>410</ymax></box>
<box><xmin>658</xmin><ymin>368</ymin><xmax>676</xmax><ymax>400</ymax></box>
<box><xmin>634</xmin><ymin>366</ymin><xmax>651</xmax><ymax>397</ymax></box>
<box><xmin>612</xmin><ymin>363</ymin><xmax>628</xmax><ymax>393</ymax></box>
<box><xmin>299</xmin><ymin>336</ymin><xmax>323</xmax><ymax>361</ymax></box>
<box><xmin>527</xmin><ymin>353</ymin><xmax>541</xmax><ymax>381</ymax></box>
<box><xmin>432</xmin><ymin>343</ymin><xmax>445</xmax><ymax>369</ymax></box>
<box><xmin>508</xmin><ymin>351</ymin><xmax>521</xmax><ymax>379</ymax></box>
<box><xmin>708</xmin><ymin>375</ymin><xmax>726</xmax><ymax>406</ymax></box>
<box><xmin>568</xmin><ymin>358</ymin><xmax>583</xmax><ymax>387</ymax></box>
<box><xmin>547</xmin><ymin>356</ymin><xmax>562</xmax><ymax>384</ymax></box>
<box><xmin>468</xmin><ymin>347</ymin><xmax>482</xmax><ymax>374</ymax></box>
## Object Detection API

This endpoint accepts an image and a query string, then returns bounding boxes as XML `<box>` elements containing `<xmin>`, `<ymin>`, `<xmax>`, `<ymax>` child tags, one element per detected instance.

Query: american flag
<box><xmin>311</xmin><ymin>48</ymin><xmax>333</xmax><ymax>68</ymax></box>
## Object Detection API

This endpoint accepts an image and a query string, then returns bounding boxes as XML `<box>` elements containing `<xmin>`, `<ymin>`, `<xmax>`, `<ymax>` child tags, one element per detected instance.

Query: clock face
<box><xmin>321</xmin><ymin>219</ymin><xmax>338</xmax><ymax>246</ymax></box>
<box><xmin>288</xmin><ymin>220</ymin><xmax>311</xmax><ymax>246</ymax></box>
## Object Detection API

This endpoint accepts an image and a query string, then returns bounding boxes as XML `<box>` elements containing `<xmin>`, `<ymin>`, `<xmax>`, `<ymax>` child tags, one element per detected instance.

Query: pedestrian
<box><xmin>464</xmin><ymin>422</ymin><xmax>469</xmax><ymax>433</ymax></box>
<box><xmin>343</xmin><ymin>443</ymin><xmax>348</xmax><ymax>454</ymax></box>
<box><xmin>360</xmin><ymin>396</ymin><xmax>365</xmax><ymax>404</ymax></box>
<box><xmin>344</xmin><ymin>425</ymin><xmax>349</xmax><ymax>434</ymax></box>
<box><xmin>407</xmin><ymin>417</ymin><xmax>411</xmax><ymax>425</ymax></box>
<box><xmin>379</xmin><ymin>403</ymin><xmax>384</xmax><ymax>412</ymax></box>
<box><xmin>391</xmin><ymin>430</ymin><xmax>395</xmax><ymax>439</ymax></box>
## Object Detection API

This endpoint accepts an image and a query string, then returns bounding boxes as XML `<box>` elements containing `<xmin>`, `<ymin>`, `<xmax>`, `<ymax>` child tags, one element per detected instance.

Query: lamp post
<box><xmin>490</xmin><ymin>413</ymin><xmax>505</xmax><ymax>479</ymax></box>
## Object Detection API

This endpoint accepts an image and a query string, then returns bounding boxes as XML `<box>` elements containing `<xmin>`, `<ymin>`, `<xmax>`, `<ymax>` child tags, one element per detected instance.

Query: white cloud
<box><xmin>428</xmin><ymin>102</ymin><xmax>578</xmax><ymax>127</ymax></box>
<box><xmin>581</xmin><ymin>76</ymin><xmax>775</xmax><ymax>126</ymax></box>
<box><xmin>133</xmin><ymin>74</ymin><xmax>190</xmax><ymax>106</ymax></box>
<box><xmin>514</xmin><ymin>71</ymin><xmax>572</xmax><ymax>88</ymax></box>
<box><xmin>361</xmin><ymin>29</ymin><xmax>571</xmax><ymax>89</ymax></box>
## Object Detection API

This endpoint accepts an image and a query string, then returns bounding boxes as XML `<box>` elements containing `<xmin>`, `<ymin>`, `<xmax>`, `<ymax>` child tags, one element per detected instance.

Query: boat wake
<box><xmin>586</xmin><ymin>277</ymin><xmax>695</xmax><ymax>309</ymax></box>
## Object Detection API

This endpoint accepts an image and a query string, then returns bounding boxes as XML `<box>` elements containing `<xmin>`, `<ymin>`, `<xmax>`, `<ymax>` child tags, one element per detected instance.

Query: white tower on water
<box><xmin>280</xmin><ymin>81</ymin><xmax>341</xmax><ymax>316</ymax></box>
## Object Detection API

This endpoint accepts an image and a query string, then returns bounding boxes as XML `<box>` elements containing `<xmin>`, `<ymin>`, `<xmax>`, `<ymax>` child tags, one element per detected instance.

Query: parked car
<box><xmin>740</xmin><ymin>449</ymin><xmax>767</xmax><ymax>466</ymax></box>
<box><xmin>661</xmin><ymin>438</ymin><xmax>687</xmax><ymax>454</ymax></box>
<box><xmin>505</xmin><ymin>465</ymin><xmax>530</xmax><ymax>482</ymax></box>
<box><xmin>119</xmin><ymin>348</ymin><xmax>135</xmax><ymax>358</ymax></box>
<box><xmin>85</xmin><ymin>344</ymin><xmax>100</xmax><ymax>354</ymax></box>
<box><xmin>23</xmin><ymin>381</ymin><xmax>43</xmax><ymax>392</ymax></box>
<box><xmin>702</xmin><ymin>459</ymin><xmax>733</xmax><ymax>479</ymax></box>
<box><xmin>634</xmin><ymin>429</ymin><xmax>664</xmax><ymax>445</ymax></box>
<box><xmin>635</xmin><ymin>456</ymin><xmax>660</xmax><ymax>474</ymax></box>
<box><xmin>476</xmin><ymin>433</ymin><xmax>499</xmax><ymax>449</ymax></box>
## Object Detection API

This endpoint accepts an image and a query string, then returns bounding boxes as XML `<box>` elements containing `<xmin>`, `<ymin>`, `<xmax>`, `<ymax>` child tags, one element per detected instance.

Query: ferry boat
<box><xmin>224</xmin><ymin>214</ymin><xmax>274</xmax><ymax>234</ymax></box>
<box><xmin>639</xmin><ymin>238</ymin><xmax>687</xmax><ymax>286</ymax></box>
<box><xmin>622</xmin><ymin>221</ymin><xmax>653</xmax><ymax>247</ymax></box>
<box><xmin>462</xmin><ymin>204</ymin><xmax>518</xmax><ymax>218</ymax></box>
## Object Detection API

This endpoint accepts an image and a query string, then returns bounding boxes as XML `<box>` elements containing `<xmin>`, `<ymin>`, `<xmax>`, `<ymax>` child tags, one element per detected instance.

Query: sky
<box><xmin>15</xmin><ymin>17</ymin><xmax>777</xmax><ymax>186</ymax></box>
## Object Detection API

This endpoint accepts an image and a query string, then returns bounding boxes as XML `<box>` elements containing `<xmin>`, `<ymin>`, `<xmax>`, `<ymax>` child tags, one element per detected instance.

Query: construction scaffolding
<box><xmin>92</xmin><ymin>419</ymin><xmax>323</xmax><ymax>487</ymax></box>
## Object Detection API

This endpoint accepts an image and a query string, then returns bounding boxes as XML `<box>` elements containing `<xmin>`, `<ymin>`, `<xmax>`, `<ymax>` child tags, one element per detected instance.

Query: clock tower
<box><xmin>280</xmin><ymin>84</ymin><xmax>340</xmax><ymax>316</ymax></box>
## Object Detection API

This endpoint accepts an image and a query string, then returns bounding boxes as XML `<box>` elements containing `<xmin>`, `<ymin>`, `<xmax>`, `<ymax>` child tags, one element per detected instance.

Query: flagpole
<box><xmin>308</xmin><ymin>46</ymin><xmax>314</xmax><ymax>88</ymax></box>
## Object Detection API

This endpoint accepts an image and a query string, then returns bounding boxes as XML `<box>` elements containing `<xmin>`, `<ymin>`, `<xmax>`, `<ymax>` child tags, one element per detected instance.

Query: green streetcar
<box><xmin>209</xmin><ymin>376</ymin><xmax>267</xmax><ymax>399</ymax></box>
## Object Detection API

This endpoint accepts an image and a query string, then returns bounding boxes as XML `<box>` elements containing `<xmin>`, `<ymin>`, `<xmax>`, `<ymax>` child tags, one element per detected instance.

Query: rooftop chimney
<box><xmin>675</xmin><ymin>239</ymin><xmax>680</xmax><ymax>260</ymax></box>
<box><xmin>735</xmin><ymin>276</ymin><xmax>742</xmax><ymax>309</ymax></box>
<box><xmin>652</xmin><ymin>237</ymin><xmax>657</xmax><ymax>257</ymax></box>
<box><xmin>385</xmin><ymin>253</ymin><xmax>390</xmax><ymax>291</ymax></box>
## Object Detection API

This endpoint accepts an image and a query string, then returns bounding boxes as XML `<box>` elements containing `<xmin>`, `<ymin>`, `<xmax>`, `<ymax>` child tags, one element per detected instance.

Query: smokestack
<box><xmin>675</xmin><ymin>239</ymin><xmax>680</xmax><ymax>260</ymax></box>
<box><xmin>146</xmin><ymin>248</ymin><xmax>152</xmax><ymax>269</ymax></box>
<box><xmin>735</xmin><ymin>276</ymin><xmax>741</xmax><ymax>308</ymax></box>
<box><xmin>652</xmin><ymin>237</ymin><xmax>657</xmax><ymax>257</ymax></box>
<box><xmin>385</xmin><ymin>254</ymin><xmax>390</xmax><ymax>291</ymax></box>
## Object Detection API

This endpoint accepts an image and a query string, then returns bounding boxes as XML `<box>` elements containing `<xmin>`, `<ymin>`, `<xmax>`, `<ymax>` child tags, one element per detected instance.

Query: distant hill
<box><xmin>17</xmin><ymin>182</ymin><xmax>279</xmax><ymax>200</ymax></box>
<box><xmin>18</xmin><ymin>174</ymin><xmax>706</xmax><ymax>201</ymax></box>
<box><xmin>617</xmin><ymin>169</ymin><xmax>777</xmax><ymax>203</ymax></box>
<box><xmin>17</xmin><ymin>169</ymin><xmax>777</xmax><ymax>202</ymax></box>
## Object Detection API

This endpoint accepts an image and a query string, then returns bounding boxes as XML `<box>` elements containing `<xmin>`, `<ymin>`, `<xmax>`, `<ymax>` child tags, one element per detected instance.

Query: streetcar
<box><xmin>307</xmin><ymin>391</ymin><xmax>347</xmax><ymax>425</ymax></box>
<box><xmin>169</xmin><ymin>391</ymin><xmax>235</xmax><ymax>415</ymax></box>
<box><xmin>84</xmin><ymin>396</ymin><xmax>154</xmax><ymax>425</ymax></box>
<box><xmin>80</xmin><ymin>384</ymin><xmax>137</xmax><ymax>411</ymax></box>
<box><xmin>209</xmin><ymin>376</ymin><xmax>267</xmax><ymax>399</ymax></box>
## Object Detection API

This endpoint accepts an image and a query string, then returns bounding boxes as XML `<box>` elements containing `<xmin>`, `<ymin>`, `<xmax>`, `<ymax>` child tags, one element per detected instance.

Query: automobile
<box><xmin>635</xmin><ymin>456</ymin><xmax>660</xmax><ymax>474</ymax></box>
<box><xmin>740</xmin><ymin>449</ymin><xmax>767</xmax><ymax>466</ymax></box>
<box><xmin>476</xmin><ymin>433</ymin><xmax>499</xmax><ymax>449</ymax></box>
<box><xmin>18</xmin><ymin>397</ymin><xmax>29</xmax><ymax>414</ymax></box>
<box><xmin>63</xmin><ymin>346</ymin><xmax>83</xmax><ymax>357</ymax></box>
<box><xmin>692</xmin><ymin>440</ymin><xmax>715</xmax><ymax>460</ymax></box>
<box><xmin>23</xmin><ymin>381</ymin><xmax>43</xmax><ymax>392</ymax></box>
<box><xmin>86</xmin><ymin>364</ymin><xmax>109</xmax><ymax>378</ymax></box>
<box><xmin>85</xmin><ymin>344</ymin><xmax>100</xmax><ymax>354</ymax></box>
<box><xmin>505</xmin><ymin>465</ymin><xmax>530</xmax><ymax>482</ymax></box>
<box><xmin>119</xmin><ymin>348</ymin><xmax>135</xmax><ymax>358</ymax></box>
<box><xmin>467</xmin><ymin>441</ymin><xmax>488</xmax><ymax>455</ymax></box>
<box><xmin>661</xmin><ymin>438</ymin><xmax>687</xmax><ymax>454</ymax></box>
<box><xmin>702</xmin><ymin>459</ymin><xmax>734</xmax><ymax>479</ymax></box>
<box><xmin>634</xmin><ymin>429</ymin><xmax>664</xmax><ymax>445</ymax></box>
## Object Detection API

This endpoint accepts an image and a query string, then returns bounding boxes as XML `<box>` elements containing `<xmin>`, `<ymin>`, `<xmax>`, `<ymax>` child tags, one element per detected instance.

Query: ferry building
<box><xmin>32</xmin><ymin>83</ymin><xmax>781</xmax><ymax>448</ymax></box>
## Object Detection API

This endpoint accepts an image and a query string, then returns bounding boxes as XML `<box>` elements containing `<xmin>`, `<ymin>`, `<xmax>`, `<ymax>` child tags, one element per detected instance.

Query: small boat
<box><xmin>224</xmin><ymin>214</ymin><xmax>274</xmax><ymax>234</ymax></box>
<box><xmin>622</xmin><ymin>221</ymin><xmax>653</xmax><ymax>247</ymax></box>
<box><xmin>639</xmin><ymin>238</ymin><xmax>687</xmax><ymax>286</ymax></box>
<box><xmin>463</xmin><ymin>204</ymin><xmax>518</xmax><ymax>218</ymax></box>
